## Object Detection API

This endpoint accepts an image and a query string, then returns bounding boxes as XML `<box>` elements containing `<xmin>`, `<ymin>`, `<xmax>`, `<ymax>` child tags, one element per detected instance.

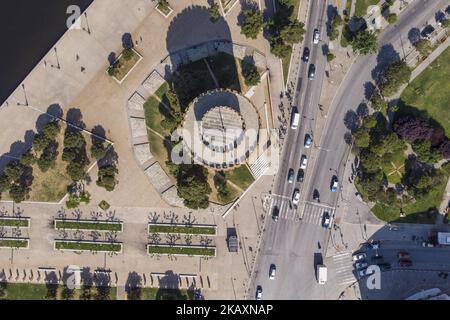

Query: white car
<box><xmin>300</xmin><ymin>155</ymin><xmax>308</xmax><ymax>169</ymax></box>
<box><xmin>313</xmin><ymin>29</ymin><xmax>320</xmax><ymax>44</ymax></box>
<box><xmin>292</xmin><ymin>189</ymin><xmax>300</xmax><ymax>206</ymax></box>
<box><xmin>269</xmin><ymin>264</ymin><xmax>276</xmax><ymax>280</ymax></box>
<box><xmin>304</xmin><ymin>134</ymin><xmax>313</xmax><ymax>148</ymax></box>
<box><xmin>352</xmin><ymin>253</ymin><xmax>366</xmax><ymax>262</ymax></box>
<box><xmin>355</xmin><ymin>262</ymin><xmax>368</xmax><ymax>270</ymax></box>
<box><xmin>256</xmin><ymin>286</ymin><xmax>263</xmax><ymax>300</ymax></box>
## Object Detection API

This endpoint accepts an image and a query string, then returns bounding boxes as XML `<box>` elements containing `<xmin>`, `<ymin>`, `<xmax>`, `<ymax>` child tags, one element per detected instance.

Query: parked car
<box><xmin>269</xmin><ymin>264</ymin><xmax>276</xmax><ymax>280</ymax></box>
<box><xmin>330</xmin><ymin>176</ymin><xmax>338</xmax><ymax>192</ymax></box>
<box><xmin>292</xmin><ymin>189</ymin><xmax>300</xmax><ymax>206</ymax></box>
<box><xmin>297</xmin><ymin>169</ymin><xmax>305</xmax><ymax>183</ymax></box>
<box><xmin>352</xmin><ymin>252</ymin><xmax>366</xmax><ymax>262</ymax></box>
<box><xmin>300</xmin><ymin>155</ymin><xmax>308</xmax><ymax>169</ymax></box>
<box><xmin>322</xmin><ymin>211</ymin><xmax>331</xmax><ymax>228</ymax></box>
<box><xmin>302</xmin><ymin>47</ymin><xmax>310</xmax><ymax>62</ymax></box>
<box><xmin>397</xmin><ymin>252</ymin><xmax>411</xmax><ymax>260</ymax></box>
<box><xmin>308</xmin><ymin>64</ymin><xmax>316</xmax><ymax>80</ymax></box>
<box><xmin>256</xmin><ymin>286</ymin><xmax>263</xmax><ymax>300</ymax></box>
<box><xmin>287</xmin><ymin>168</ymin><xmax>295</xmax><ymax>183</ymax></box>
<box><xmin>421</xmin><ymin>25</ymin><xmax>435</xmax><ymax>39</ymax></box>
<box><xmin>398</xmin><ymin>259</ymin><xmax>412</xmax><ymax>267</ymax></box>
<box><xmin>355</xmin><ymin>262</ymin><xmax>368</xmax><ymax>270</ymax></box>
<box><xmin>272</xmin><ymin>206</ymin><xmax>279</xmax><ymax>222</ymax></box>
<box><xmin>304</xmin><ymin>134</ymin><xmax>313</xmax><ymax>148</ymax></box>
<box><xmin>313</xmin><ymin>29</ymin><xmax>320</xmax><ymax>44</ymax></box>
<box><xmin>313</xmin><ymin>189</ymin><xmax>320</xmax><ymax>201</ymax></box>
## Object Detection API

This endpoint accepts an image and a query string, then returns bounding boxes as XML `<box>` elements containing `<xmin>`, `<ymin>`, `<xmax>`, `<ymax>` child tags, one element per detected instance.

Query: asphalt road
<box><xmin>250</xmin><ymin>0</ymin><xmax>450</xmax><ymax>300</ymax></box>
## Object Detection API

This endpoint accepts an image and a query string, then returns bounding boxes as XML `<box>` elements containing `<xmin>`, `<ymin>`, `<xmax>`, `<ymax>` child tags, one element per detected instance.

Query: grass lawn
<box><xmin>135</xmin><ymin>287</ymin><xmax>193</xmax><ymax>300</ymax></box>
<box><xmin>207</xmin><ymin>52</ymin><xmax>241</xmax><ymax>91</ymax></box>
<box><xmin>157</xmin><ymin>1</ymin><xmax>172</xmax><ymax>15</ymax></box>
<box><xmin>154</xmin><ymin>82</ymin><xmax>170</xmax><ymax>101</ymax></box>
<box><xmin>148</xmin><ymin>245</ymin><xmax>216</xmax><ymax>256</ymax></box>
<box><xmin>55</xmin><ymin>241</ymin><xmax>122</xmax><ymax>252</ymax></box>
<box><xmin>144</xmin><ymin>96</ymin><xmax>170</xmax><ymax>137</ymax></box>
<box><xmin>0</xmin><ymin>239</ymin><xmax>28</xmax><ymax>248</ymax></box>
<box><xmin>354</xmin><ymin>0</ymin><xmax>380</xmax><ymax>17</ymax></box>
<box><xmin>225</xmin><ymin>164</ymin><xmax>255</xmax><ymax>190</ymax></box>
<box><xmin>148</xmin><ymin>224</ymin><xmax>216</xmax><ymax>235</ymax></box>
<box><xmin>1</xmin><ymin>283</ymin><xmax>116</xmax><ymax>300</ymax></box>
<box><xmin>371</xmin><ymin>169</ymin><xmax>449</xmax><ymax>223</ymax></box>
<box><xmin>0</xmin><ymin>219</ymin><xmax>29</xmax><ymax>228</ymax></box>
<box><xmin>401</xmin><ymin>47</ymin><xmax>450</xmax><ymax>137</ymax></box>
<box><xmin>55</xmin><ymin>220</ymin><xmax>122</xmax><ymax>232</ymax></box>
<box><xmin>108</xmin><ymin>49</ymin><xmax>141</xmax><ymax>82</ymax></box>
<box><xmin>381</xmin><ymin>151</ymin><xmax>406</xmax><ymax>184</ymax></box>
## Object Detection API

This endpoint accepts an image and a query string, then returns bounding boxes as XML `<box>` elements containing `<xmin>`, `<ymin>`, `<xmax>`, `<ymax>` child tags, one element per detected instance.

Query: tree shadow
<box><xmin>0</xmin><ymin>130</ymin><xmax>35</xmax><ymax>174</ymax></box>
<box><xmin>107</xmin><ymin>52</ymin><xmax>117</xmax><ymax>66</ymax></box>
<box><xmin>155</xmin><ymin>270</ymin><xmax>192</xmax><ymax>300</ymax></box>
<box><xmin>326</xmin><ymin>5</ymin><xmax>338</xmax><ymax>36</ymax></box>
<box><xmin>125</xmin><ymin>271</ymin><xmax>142</xmax><ymax>300</ymax></box>
<box><xmin>371</xmin><ymin>44</ymin><xmax>401</xmax><ymax>82</ymax></box>
<box><xmin>363</xmin><ymin>81</ymin><xmax>376</xmax><ymax>101</ymax></box>
<box><xmin>66</xmin><ymin>108</ymin><xmax>86</xmax><ymax>130</ymax></box>
<box><xmin>343</xmin><ymin>110</ymin><xmax>361</xmax><ymax>132</ymax></box>
<box><xmin>122</xmin><ymin>33</ymin><xmax>133</xmax><ymax>49</ymax></box>
<box><xmin>407</xmin><ymin>27</ymin><xmax>421</xmax><ymax>46</ymax></box>
<box><xmin>356</xmin><ymin>103</ymin><xmax>369</xmax><ymax>118</ymax></box>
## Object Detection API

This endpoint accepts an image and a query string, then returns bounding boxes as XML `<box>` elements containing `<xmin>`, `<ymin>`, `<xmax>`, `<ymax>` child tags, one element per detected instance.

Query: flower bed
<box><xmin>54</xmin><ymin>240</ymin><xmax>122</xmax><ymax>253</ymax></box>
<box><xmin>107</xmin><ymin>48</ymin><xmax>142</xmax><ymax>83</ymax></box>
<box><xmin>148</xmin><ymin>223</ymin><xmax>216</xmax><ymax>235</ymax></box>
<box><xmin>0</xmin><ymin>237</ymin><xmax>29</xmax><ymax>249</ymax></box>
<box><xmin>0</xmin><ymin>217</ymin><xmax>30</xmax><ymax>228</ymax></box>
<box><xmin>147</xmin><ymin>244</ymin><xmax>216</xmax><ymax>257</ymax></box>
<box><xmin>54</xmin><ymin>219</ymin><xmax>123</xmax><ymax>232</ymax></box>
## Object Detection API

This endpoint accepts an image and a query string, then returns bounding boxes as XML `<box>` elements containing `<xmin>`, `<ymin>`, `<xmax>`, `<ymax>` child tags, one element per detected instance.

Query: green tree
<box><xmin>209</xmin><ymin>3</ymin><xmax>221</xmax><ymax>22</ymax></box>
<box><xmin>326</xmin><ymin>53</ymin><xmax>336</xmax><ymax>62</ymax></box>
<box><xmin>62</xmin><ymin>147</ymin><xmax>78</xmax><ymax>162</ymax></box>
<box><xmin>240</xmin><ymin>8</ymin><xmax>264</xmax><ymax>39</ymax></box>
<box><xmin>362</xmin><ymin>115</ymin><xmax>378</xmax><ymax>129</ymax></box>
<box><xmin>0</xmin><ymin>174</ymin><xmax>11</xmax><ymax>193</ymax></box>
<box><xmin>270</xmin><ymin>38</ymin><xmax>292</xmax><ymax>59</ymax></box>
<box><xmin>370</xmin><ymin>91</ymin><xmax>388</xmax><ymax>112</ymax></box>
<box><xmin>442</xmin><ymin>19</ymin><xmax>450</xmax><ymax>28</ymax></box>
<box><xmin>386</xmin><ymin>13</ymin><xmax>397</xmax><ymax>24</ymax></box>
<box><xmin>280</xmin><ymin>20</ymin><xmax>305</xmax><ymax>45</ymax></box>
<box><xmin>351</xmin><ymin>30</ymin><xmax>378</xmax><ymax>55</ymax></box>
<box><xmin>415</xmin><ymin>39</ymin><xmax>433</xmax><ymax>57</ymax></box>
<box><xmin>42</xmin><ymin>121</ymin><xmax>61</xmax><ymax>140</ymax></box>
<box><xmin>122</xmin><ymin>48</ymin><xmax>134</xmax><ymax>61</ymax></box>
<box><xmin>32</xmin><ymin>134</ymin><xmax>50</xmax><ymax>152</ymax></box>
<box><xmin>353</xmin><ymin>128</ymin><xmax>371</xmax><ymax>148</ymax></box>
<box><xmin>66</xmin><ymin>162</ymin><xmax>87</xmax><ymax>181</ymax></box>
<box><xmin>412</xmin><ymin>139</ymin><xmax>442</xmax><ymax>164</ymax></box>
<box><xmin>241</xmin><ymin>61</ymin><xmax>260</xmax><ymax>86</ymax></box>
<box><xmin>91</xmin><ymin>141</ymin><xmax>107</xmax><ymax>160</ymax></box>
<box><xmin>96</xmin><ymin>165</ymin><xmax>118</xmax><ymax>192</ymax></box>
<box><xmin>9</xmin><ymin>184</ymin><xmax>29</xmax><ymax>203</ymax></box>
<box><xmin>379</xmin><ymin>61</ymin><xmax>411</xmax><ymax>97</ymax></box>
<box><xmin>64</xmin><ymin>130</ymin><xmax>85</xmax><ymax>149</ymax></box>
<box><xmin>20</xmin><ymin>151</ymin><xmax>36</xmax><ymax>166</ymax></box>
<box><xmin>4</xmin><ymin>161</ymin><xmax>25</xmax><ymax>182</ymax></box>
<box><xmin>177</xmin><ymin>165</ymin><xmax>212</xmax><ymax>209</ymax></box>
<box><xmin>61</xmin><ymin>286</ymin><xmax>75</xmax><ymax>300</ymax></box>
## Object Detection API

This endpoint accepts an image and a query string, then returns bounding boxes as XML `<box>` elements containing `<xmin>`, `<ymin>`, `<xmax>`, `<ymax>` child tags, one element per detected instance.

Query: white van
<box><xmin>317</xmin><ymin>265</ymin><xmax>327</xmax><ymax>284</ymax></box>
<box><xmin>291</xmin><ymin>112</ymin><xmax>300</xmax><ymax>129</ymax></box>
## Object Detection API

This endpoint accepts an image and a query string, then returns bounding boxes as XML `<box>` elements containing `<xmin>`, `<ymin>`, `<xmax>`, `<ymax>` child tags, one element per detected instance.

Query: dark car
<box><xmin>272</xmin><ymin>206</ymin><xmax>279</xmax><ymax>221</ymax></box>
<box><xmin>287</xmin><ymin>168</ymin><xmax>295</xmax><ymax>183</ymax></box>
<box><xmin>297</xmin><ymin>169</ymin><xmax>305</xmax><ymax>182</ymax></box>
<box><xmin>421</xmin><ymin>25</ymin><xmax>435</xmax><ymax>39</ymax></box>
<box><xmin>313</xmin><ymin>189</ymin><xmax>320</xmax><ymax>201</ymax></box>
<box><xmin>308</xmin><ymin>64</ymin><xmax>316</xmax><ymax>80</ymax></box>
<box><xmin>302</xmin><ymin>47</ymin><xmax>310</xmax><ymax>62</ymax></box>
